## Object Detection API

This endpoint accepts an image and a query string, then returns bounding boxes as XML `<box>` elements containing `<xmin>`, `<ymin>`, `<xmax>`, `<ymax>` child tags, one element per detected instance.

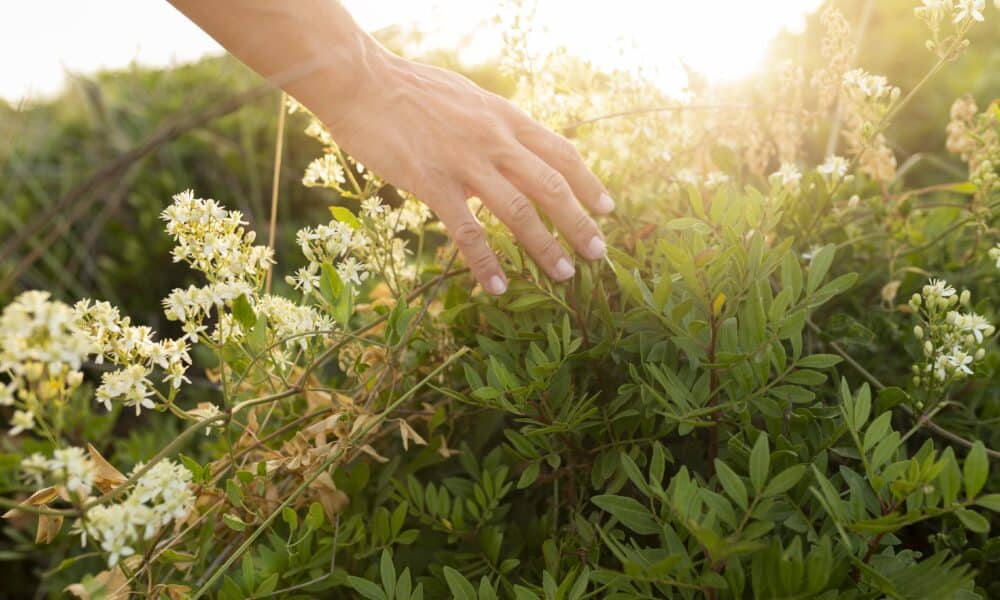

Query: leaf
<box><xmin>380</xmin><ymin>550</ymin><xmax>396</xmax><ymax>599</ymax></box>
<box><xmin>347</xmin><ymin>576</ymin><xmax>387</xmax><ymax>600</ymax></box>
<box><xmin>806</xmin><ymin>244</ymin><xmax>835</xmax><ymax>294</ymax></box>
<box><xmin>443</xmin><ymin>567</ymin><xmax>477</xmax><ymax>600</ymax></box>
<box><xmin>231</xmin><ymin>294</ymin><xmax>256</xmax><ymax>331</ymax></box>
<box><xmin>854</xmin><ymin>384</ymin><xmax>871</xmax><ymax>431</ymax></box>
<box><xmin>714</xmin><ymin>460</ymin><xmax>748</xmax><ymax>511</ymax></box>
<box><xmin>320</xmin><ymin>263</ymin><xmax>343</xmax><ymax>305</ymax></box>
<box><xmin>750</xmin><ymin>433</ymin><xmax>770</xmax><ymax>495</ymax></box>
<box><xmin>763</xmin><ymin>465</ymin><xmax>806</xmax><ymax>497</ymax></box>
<box><xmin>796</xmin><ymin>354</ymin><xmax>842</xmax><ymax>369</ymax></box>
<box><xmin>223</xmin><ymin>514</ymin><xmax>247</xmax><ymax>532</ymax></box>
<box><xmin>591</xmin><ymin>495</ymin><xmax>660</xmax><ymax>535</ymax></box>
<box><xmin>517</xmin><ymin>462</ymin><xmax>540</xmax><ymax>489</ymax></box>
<box><xmin>956</xmin><ymin>508</ymin><xmax>990</xmax><ymax>534</ymax></box>
<box><xmin>863</xmin><ymin>412</ymin><xmax>893</xmax><ymax>453</ymax></box>
<box><xmin>975</xmin><ymin>494</ymin><xmax>1000</xmax><ymax>512</ymax></box>
<box><xmin>964</xmin><ymin>442</ymin><xmax>988</xmax><ymax>500</ymax></box>
<box><xmin>330</xmin><ymin>205</ymin><xmax>360</xmax><ymax>229</ymax></box>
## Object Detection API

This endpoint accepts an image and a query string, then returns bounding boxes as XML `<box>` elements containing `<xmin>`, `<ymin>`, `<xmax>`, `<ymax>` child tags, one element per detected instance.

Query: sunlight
<box><xmin>348</xmin><ymin>0</ymin><xmax>826</xmax><ymax>93</ymax></box>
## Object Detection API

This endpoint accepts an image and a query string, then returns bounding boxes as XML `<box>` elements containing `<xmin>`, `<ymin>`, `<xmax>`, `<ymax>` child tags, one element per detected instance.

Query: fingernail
<box><xmin>586</xmin><ymin>236</ymin><xmax>607</xmax><ymax>260</ymax></box>
<box><xmin>596</xmin><ymin>193</ymin><xmax>615</xmax><ymax>214</ymax></box>
<box><xmin>554</xmin><ymin>258</ymin><xmax>575</xmax><ymax>280</ymax></box>
<box><xmin>488</xmin><ymin>275</ymin><xmax>507</xmax><ymax>295</ymax></box>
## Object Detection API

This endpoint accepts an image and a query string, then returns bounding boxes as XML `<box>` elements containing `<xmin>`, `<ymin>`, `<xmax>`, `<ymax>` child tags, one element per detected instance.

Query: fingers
<box><xmin>426</xmin><ymin>182</ymin><xmax>508</xmax><ymax>296</ymax></box>
<box><xmin>498</xmin><ymin>148</ymin><xmax>607</xmax><ymax>264</ymax></box>
<box><xmin>508</xmin><ymin>110</ymin><xmax>614</xmax><ymax>216</ymax></box>
<box><xmin>472</xmin><ymin>172</ymin><xmax>578</xmax><ymax>282</ymax></box>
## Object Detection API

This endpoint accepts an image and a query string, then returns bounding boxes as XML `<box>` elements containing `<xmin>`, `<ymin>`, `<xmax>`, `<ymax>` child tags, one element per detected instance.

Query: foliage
<box><xmin>2</xmin><ymin>1</ymin><xmax>1000</xmax><ymax>598</ymax></box>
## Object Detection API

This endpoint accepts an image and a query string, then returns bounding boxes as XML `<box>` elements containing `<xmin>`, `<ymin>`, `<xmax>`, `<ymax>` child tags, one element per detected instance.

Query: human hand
<box><xmin>317</xmin><ymin>52</ymin><xmax>614</xmax><ymax>295</ymax></box>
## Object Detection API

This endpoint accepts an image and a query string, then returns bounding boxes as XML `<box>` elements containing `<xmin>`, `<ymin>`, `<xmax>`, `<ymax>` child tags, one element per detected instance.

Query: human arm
<box><xmin>167</xmin><ymin>0</ymin><xmax>614</xmax><ymax>294</ymax></box>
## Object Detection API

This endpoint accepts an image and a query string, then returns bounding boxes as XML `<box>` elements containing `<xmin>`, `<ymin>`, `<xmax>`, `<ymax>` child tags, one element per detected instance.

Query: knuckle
<box><xmin>453</xmin><ymin>221</ymin><xmax>485</xmax><ymax>247</ymax></box>
<box><xmin>552</xmin><ymin>136</ymin><xmax>579</xmax><ymax>163</ymax></box>
<box><xmin>539</xmin><ymin>235</ymin><xmax>561</xmax><ymax>258</ymax></box>
<box><xmin>508</xmin><ymin>195</ymin><xmax>535</xmax><ymax>225</ymax></box>
<box><xmin>573</xmin><ymin>212</ymin><xmax>594</xmax><ymax>235</ymax></box>
<box><xmin>539</xmin><ymin>168</ymin><xmax>568</xmax><ymax>198</ymax></box>
<box><xmin>470</xmin><ymin>251</ymin><xmax>495</xmax><ymax>270</ymax></box>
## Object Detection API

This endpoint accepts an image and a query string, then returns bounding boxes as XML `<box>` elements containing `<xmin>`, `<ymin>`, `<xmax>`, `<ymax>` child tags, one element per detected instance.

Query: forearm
<box><xmin>167</xmin><ymin>0</ymin><xmax>386</xmax><ymax>125</ymax></box>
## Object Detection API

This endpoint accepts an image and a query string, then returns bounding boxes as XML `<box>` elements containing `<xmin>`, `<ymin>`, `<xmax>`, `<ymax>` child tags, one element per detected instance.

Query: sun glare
<box><xmin>348</xmin><ymin>0</ymin><xmax>826</xmax><ymax>94</ymax></box>
<box><xmin>1</xmin><ymin>1</ymin><xmax>824</xmax><ymax>102</ymax></box>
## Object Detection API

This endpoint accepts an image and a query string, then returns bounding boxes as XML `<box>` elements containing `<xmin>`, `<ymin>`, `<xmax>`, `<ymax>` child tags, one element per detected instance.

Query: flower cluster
<box><xmin>78</xmin><ymin>460</ymin><xmax>194</xmax><ymax>567</ymax></box>
<box><xmin>909</xmin><ymin>279</ymin><xmax>994</xmax><ymax>389</ymax></box>
<box><xmin>945</xmin><ymin>94</ymin><xmax>999</xmax><ymax>193</ymax></box>
<box><xmin>916</xmin><ymin>0</ymin><xmax>988</xmax><ymax>58</ymax></box>
<box><xmin>21</xmin><ymin>447</ymin><xmax>96</xmax><ymax>498</ymax></box>
<box><xmin>0</xmin><ymin>291</ymin><xmax>93</xmax><ymax>436</ymax></box>
<box><xmin>289</xmin><ymin>195</ymin><xmax>431</xmax><ymax>296</ymax></box>
<box><xmin>73</xmin><ymin>300</ymin><xmax>192</xmax><ymax>414</ymax></box>
<box><xmin>840</xmin><ymin>68</ymin><xmax>900</xmax><ymax>182</ymax></box>
<box><xmin>161</xmin><ymin>190</ymin><xmax>274</xmax><ymax>286</ymax></box>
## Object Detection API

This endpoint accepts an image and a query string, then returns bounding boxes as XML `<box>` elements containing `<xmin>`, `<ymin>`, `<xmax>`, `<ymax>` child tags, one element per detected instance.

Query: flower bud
<box><xmin>975</xmin><ymin>348</ymin><xmax>986</xmax><ymax>361</ymax></box>
<box><xmin>924</xmin><ymin>341</ymin><xmax>934</xmax><ymax>355</ymax></box>
<box><xmin>960</xmin><ymin>290</ymin><xmax>971</xmax><ymax>305</ymax></box>
<box><xmin>913</xmin><ymin>325</ymin><xmax>924</xmax><ymax>339</ymax></box>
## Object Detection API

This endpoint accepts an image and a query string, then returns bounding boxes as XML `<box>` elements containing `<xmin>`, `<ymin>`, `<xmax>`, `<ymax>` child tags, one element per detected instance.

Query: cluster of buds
<box><xmin>916</xmin><ymin>0</ymin><xmax>988</xmax><ymax>59</ymax></box>
<box><xmin>909</xmin><ymin>279</ymin><xmax>994</xmax><ymax>392</ymax></box>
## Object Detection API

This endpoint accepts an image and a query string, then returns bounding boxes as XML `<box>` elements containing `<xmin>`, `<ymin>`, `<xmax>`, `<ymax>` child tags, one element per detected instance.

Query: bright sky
<box><xmin>0</xmin><ymin>1</ymin><xmax>823</xmax><ymax>103</ymax></box>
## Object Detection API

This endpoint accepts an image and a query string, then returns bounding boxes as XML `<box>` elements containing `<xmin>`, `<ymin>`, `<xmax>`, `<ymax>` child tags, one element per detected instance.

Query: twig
<box><xmin>264</xmin><ymin>92</ymin><xmax>288</xmax><ymax>293</ymax></box>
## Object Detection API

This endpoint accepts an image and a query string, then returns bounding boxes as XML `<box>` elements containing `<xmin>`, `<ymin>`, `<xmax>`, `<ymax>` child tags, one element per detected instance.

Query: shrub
<box><xmin>2</xmin><ymin>2</ymin><xmax>999</xmax><ymax>598</ymax></box>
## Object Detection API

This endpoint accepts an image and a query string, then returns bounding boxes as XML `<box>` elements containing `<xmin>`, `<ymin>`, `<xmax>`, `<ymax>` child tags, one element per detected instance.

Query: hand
<box><xmin>319</xmin><ymin>52</ymin><xmax>614</xmax><ymax>295</ymax></box>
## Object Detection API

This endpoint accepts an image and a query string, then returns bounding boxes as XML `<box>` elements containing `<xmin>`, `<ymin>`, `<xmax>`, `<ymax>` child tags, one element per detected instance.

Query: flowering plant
<box><xmin>2</xmin><ymin>1</ymin><xmax>1000</xmax><ymax>598</ymax></box>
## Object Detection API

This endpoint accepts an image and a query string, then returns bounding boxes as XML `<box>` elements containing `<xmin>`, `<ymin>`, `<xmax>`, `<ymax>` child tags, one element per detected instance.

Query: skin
<box><xmin>168</xmin><ymin>0</ymin><xmax>613</xmax><ymax>295</ymax></box>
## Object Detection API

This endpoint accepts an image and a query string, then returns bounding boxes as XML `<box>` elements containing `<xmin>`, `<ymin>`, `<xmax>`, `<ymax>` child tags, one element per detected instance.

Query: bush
<box><xmin>1</xmin><ymin>2</ymin><xmax>999</xmax><ymax>598</ymax></box>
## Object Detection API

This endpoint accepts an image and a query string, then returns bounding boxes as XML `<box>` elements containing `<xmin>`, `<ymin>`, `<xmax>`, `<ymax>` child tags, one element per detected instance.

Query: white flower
<box><xmin>954</xmin><ymin>0</ymin><xmax>985</xmax><ymax>22</ymax></box>
<box><xmin>770</xmin><ymin>163</ymin><xmax>802</xmax><ymax>191</ymax></box>
<box><xmin>945</xmin><ymin>347</ymin><xmax>974</xmax><ymax>376</ymax></box>
<box><xmin>361</xmin><ymin>196</ymin><xmax>386</xmax><ymax>217</ymax></box>
<box><xmin>953</xmin><ymin>312</ymin><xmax>994</xmax><ymax>343</ymax></box>
<box><xmin>49</xmin><ymin>447</ymin><xmax>96</xmax><ymax>497</ymax></box>
<box><xmin>96</xmin><ymin>365</ymin><xmax>155</xmax><ymax>415</ymax></box>
<box><xmin>923</xmin><ymin>278</ymin><xmax>957</xmax><ymax>299</ymax></box>
<box><xmin>9</xmin><ymin>409</ymin><xmax>35</xmax><ymax>436</ymax></box>
<box><xmin>705</xmin><ymin>171</ymin><xmax>730</xmax><ymax>188</ymax></box>
<box><xmin>818</xmin><ymin>155</ymin><xmax>850</xmax><ymax>182</ymax></box>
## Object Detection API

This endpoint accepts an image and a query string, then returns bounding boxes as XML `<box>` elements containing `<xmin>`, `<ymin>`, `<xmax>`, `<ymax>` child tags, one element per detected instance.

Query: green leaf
<box><xmin>305</xmin><ymin>501</ymin><xmax>324</xmax><ymax>530</ymax></box>
<box><xmin>223</xmin><ymin>514</ymin><xmax>247</xmax><ymax>532</ymax></box>
<box><xmin>975</xmin><ymin>494</ymin><xmax>1000</xmax><ymax>512</ymax></box>
<box><xmin>517</xmin><ymin>462</ymin><xmax>540</xmax><ymax>489</ymax></box>
<box><xmin>796</xmin><ymin>354</ymin><xmax>843</xmax><ymax>369</ymax></box>
<box><xmin>863</xmin><ymin>412</ymin><xmax>893</xmax><ymax>453</ymax></box>
<box><xmin>256</xmin><ymin>573</ymin><xmax>279</xmax><ymax>595</ymax></box>
<box><xmin>763</xmin><ymin>465</ymin><xmax>806</xmax><ymax>497</ymax></box>
<box><xmin>242</xmin><ymin>554</ymin><xmax>255</xmax><ymax>592</ymax></box>
<box><xmin>806</xmin><ymin>245</ymin><xmax>835</xmax><ymax>294</ymax></box>
<box><xmin>964</xmin><ymin>442</ymin><xmax>989</xmax><ymax>500</ymax></box>
<box><xmin>750</xmin><ymin>433</ymin><xmax>770</xmax><ymax>495</ymax></box>
<box><xmin>854</xmin><ymin>384</ymin><xmax>871</xmax><ymax>431</ymax></box>
<box><xmin>592</xmin><ymin>494</ymin><xmax>660</xmax><ymax>534</ymax></box>
<box><xmin>380</xmin><ymin>550</ymin><xmax>396</xmax><ymax>599</ymax></box>
<box><xmin>443</xmin><ymin>566</ymin><xmax>477</xmax><ymax>600</ymax></box>
<box><xmin>232</xmin><ymin>294</ymin><xmax>256</xmax><ymax>331</ymax></box>
<box><xmin>330</xmin><ymin>205</ymin><xmax>360</xmax><ymax>229</ymax></box>
<box><xmin>320</xmin><ymin>262</ymin><xmax>343</xmax><ymax>304</ymax></box>
<box><xmin>281</xmin><ymin>506</ymin><xmax>298</xmax><ymax>532</ymax></box>
<box><xmin>347</xmin><ymin>576</ymin><xmax>387</xmax><ymax>600</ymax></box>
<box><xmin>956</xmin><ymin>508</ymin><xmax>990</xmax><ymax>534</ymax></box>
<box><xmin>714</xmin><ymin>460</ymin><xmax>748</xmax><ymax>511</ymax></box>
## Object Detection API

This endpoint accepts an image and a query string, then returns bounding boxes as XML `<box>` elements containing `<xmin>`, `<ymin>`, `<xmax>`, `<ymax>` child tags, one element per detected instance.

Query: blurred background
<box><xmin>0</xmin><ymin>0</ymin><xmax>998</xmax><ymax>344</ymax></box>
